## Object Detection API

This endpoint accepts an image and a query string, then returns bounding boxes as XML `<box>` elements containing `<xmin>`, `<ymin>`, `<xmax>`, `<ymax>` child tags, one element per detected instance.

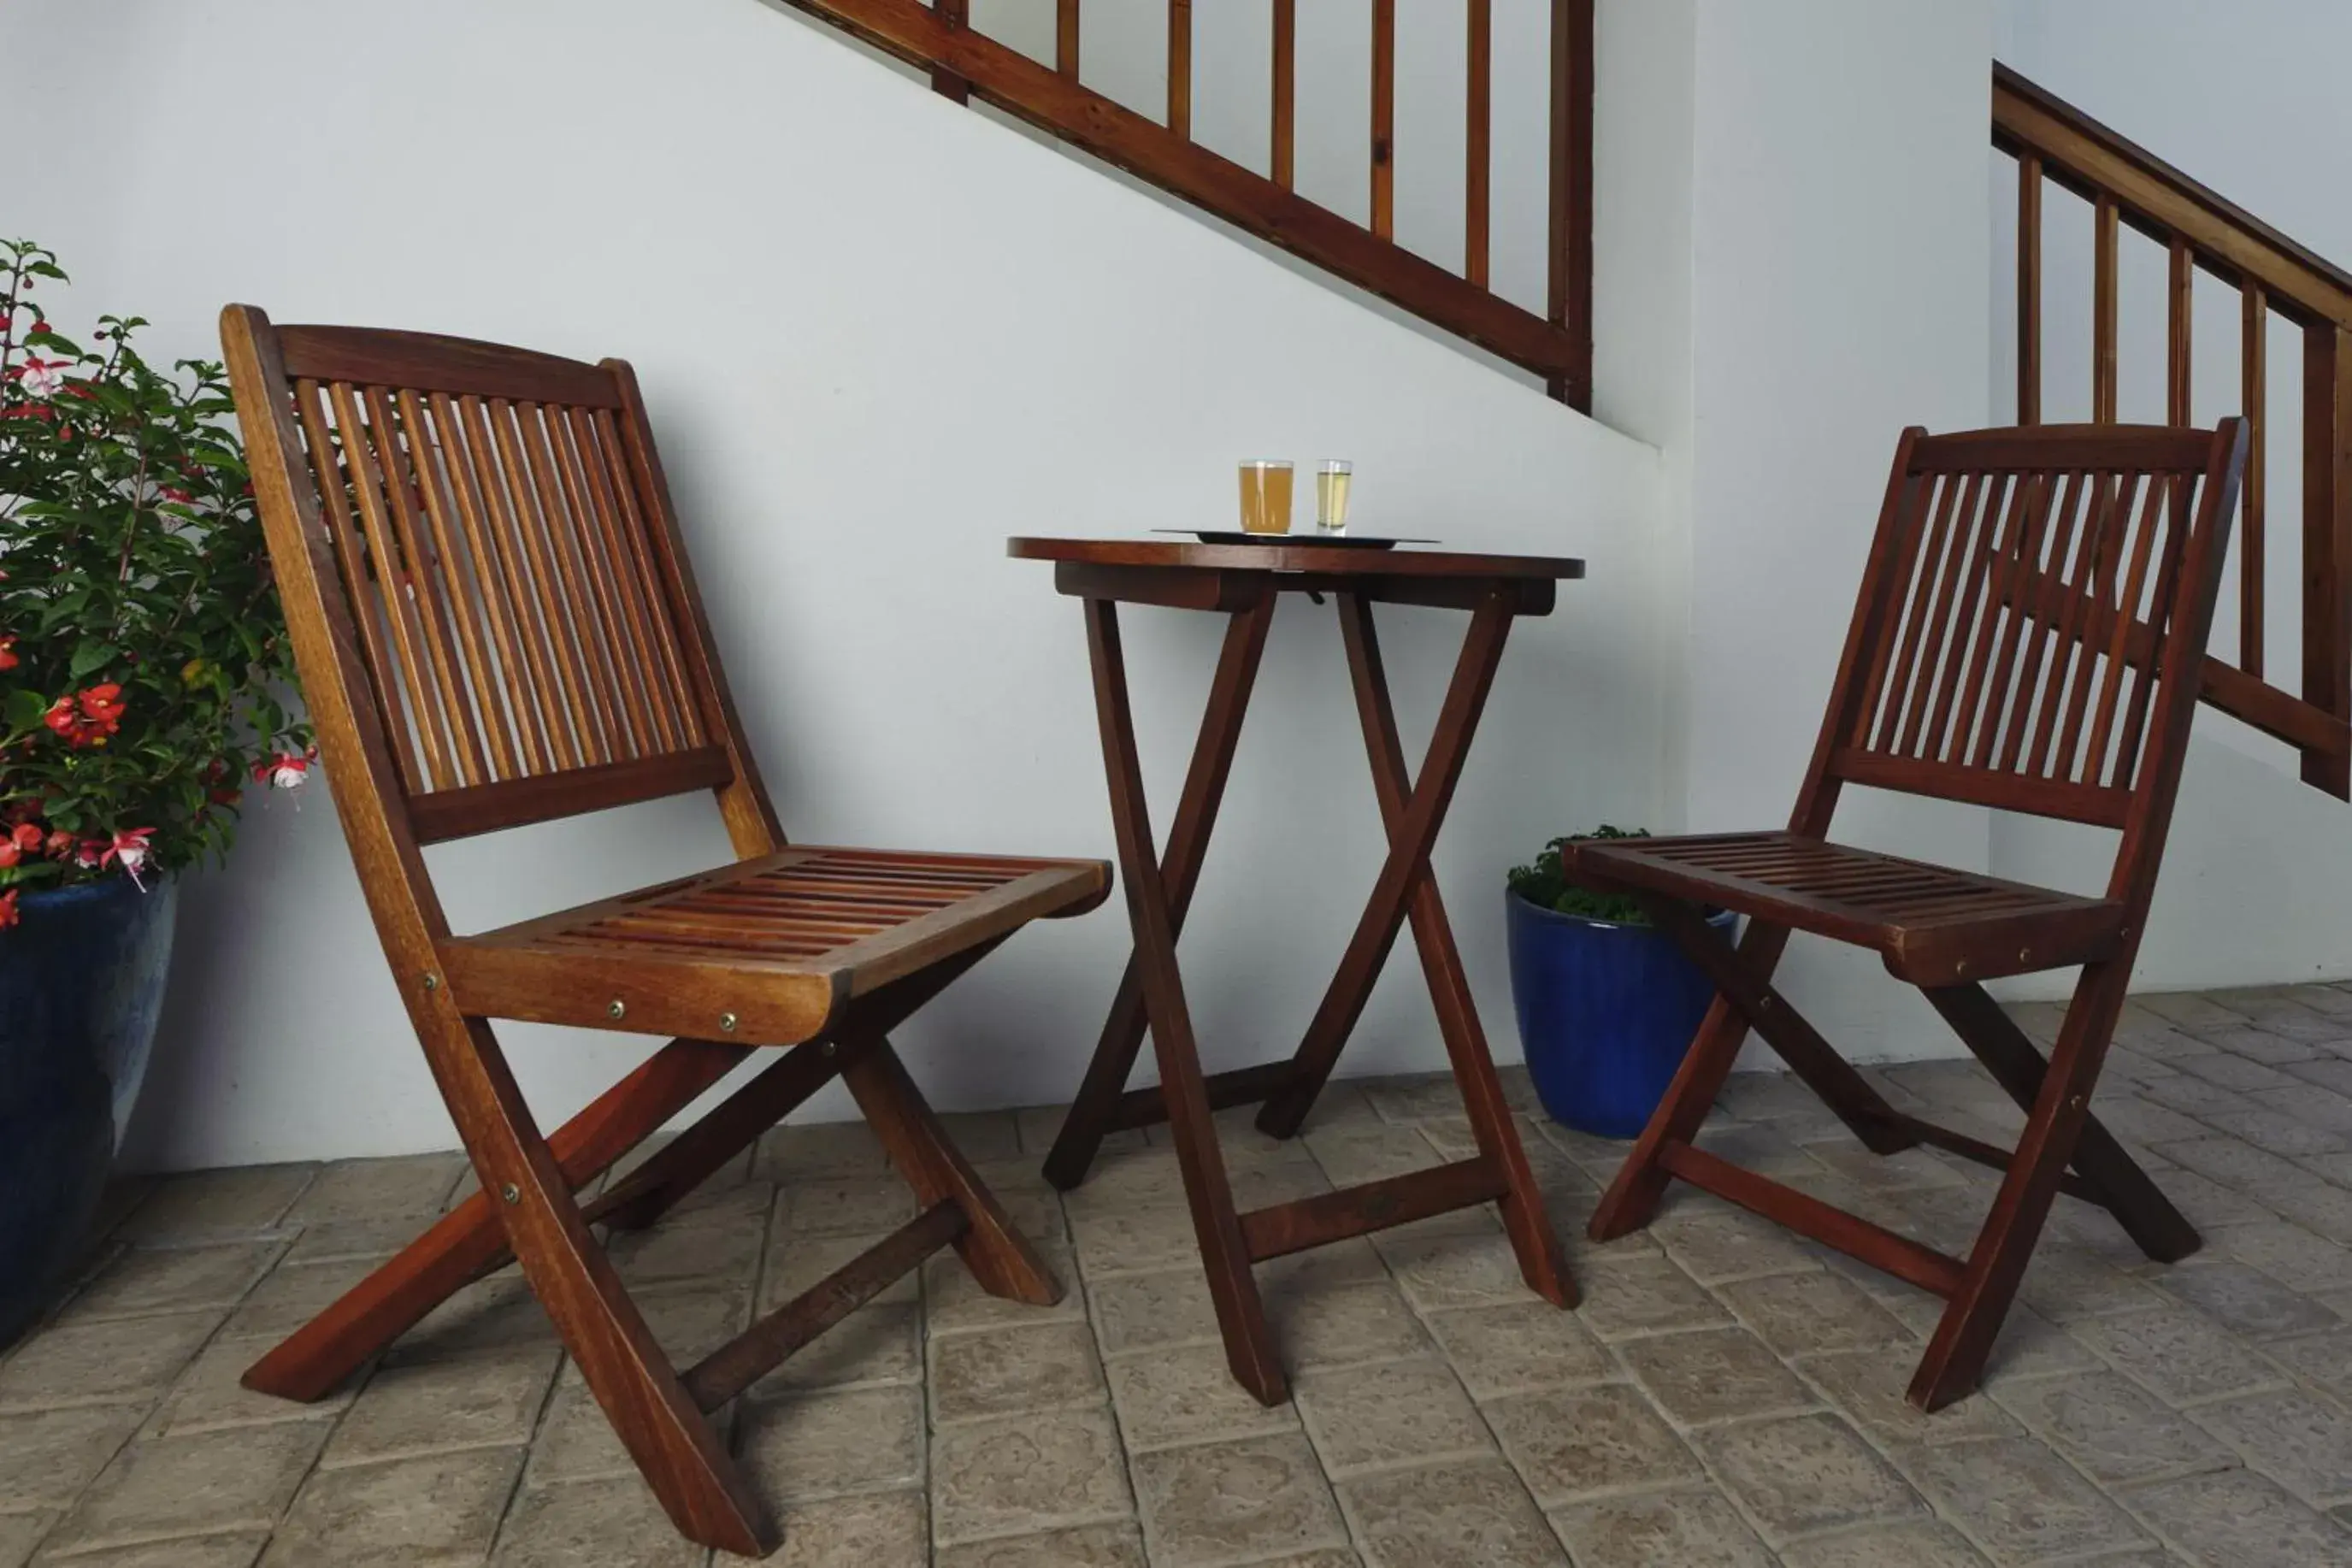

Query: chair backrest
<box><xmin>221</xmin><ymin>309</ymin><xmax>782</xmax><ymax>940</ymax></box>
<box><xmin>1805</xmin><ymin>421</ymin><xmax>2249</xmax><ymax>905</ymax></box>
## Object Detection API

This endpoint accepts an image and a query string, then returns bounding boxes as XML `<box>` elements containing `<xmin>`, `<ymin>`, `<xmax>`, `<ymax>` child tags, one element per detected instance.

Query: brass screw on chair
<box><xmin>500</xmin><ymin>1183</ymin><xmax>520</xmax><ymax>1204</ymax></box>
<box><xmin>719</xmin><ymin>1012</ymin><xmax>739</xmax><ymax>1034</ymax></box>
<box><xmin>608</xmin><ymin>999</ymin><xmax>627</xmax><ymax>1020</ymax></box>
<box><xmin>421</xmin><ymin>974</ymin><xmax>439</xmax><ymax>992</ymax></box>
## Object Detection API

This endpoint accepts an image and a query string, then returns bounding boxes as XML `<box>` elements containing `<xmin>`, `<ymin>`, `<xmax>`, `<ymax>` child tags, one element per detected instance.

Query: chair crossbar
<box><xmin>1660</xmin><ymin>1141</ymin><xmax>1966</xmax><ymax>1298</ymax></box>
<box><xmin>683</xmin><ymin>1200</ymin><xmax>968</xmax><ymax>1412</ymax></box>
<box><xmin>1885</xmin><ymin>1111</ymin><xmax>2100</xmax><ymax>1203</ymax></box>
<box><xmin>1107</xmin><ymin>1061</ymin><xmax>1297</xmax><ymax>1133</ymax></box>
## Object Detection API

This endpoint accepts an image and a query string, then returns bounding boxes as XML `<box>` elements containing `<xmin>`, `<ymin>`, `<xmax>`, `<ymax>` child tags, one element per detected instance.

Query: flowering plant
<box><xmin>0</xmin><ymin>239</ymin><xmax>311</xmax><ymax>928</ymax></box>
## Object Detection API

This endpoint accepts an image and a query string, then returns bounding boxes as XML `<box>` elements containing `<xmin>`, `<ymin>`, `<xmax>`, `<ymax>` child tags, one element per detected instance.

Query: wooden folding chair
<box><xmin>1571</xmin><ymin>420</ymin><xmax>2248</xmax><ymax>1412</ymax></box>
<box><xmin>219</xmin><ymin>307</ymin><xmax>1108</xmax><ymax>1557</ymax></box>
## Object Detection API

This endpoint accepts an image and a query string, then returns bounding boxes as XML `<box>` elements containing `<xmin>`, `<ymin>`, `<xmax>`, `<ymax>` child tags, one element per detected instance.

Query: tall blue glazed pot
<box><xmin>0</xmin><ymin>876</ymin><xmax>177</xmax><ymax>1347</ymax></box>
<box><xmin>1506</xmin><ymin>890</ymin><xmax>1733</xmax><ymax>1139</ymax></box>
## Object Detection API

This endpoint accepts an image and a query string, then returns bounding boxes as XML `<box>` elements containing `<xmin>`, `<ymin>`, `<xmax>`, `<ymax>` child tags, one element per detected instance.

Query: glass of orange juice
<box><xmin>1237</xmin><ymin>460</ymin><xmax>1294</xmax><ymax>534</ymax></box>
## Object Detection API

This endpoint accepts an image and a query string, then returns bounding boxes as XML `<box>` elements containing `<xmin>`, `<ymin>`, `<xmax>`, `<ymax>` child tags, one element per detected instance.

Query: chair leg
<box><xmin>842</xmin><ymin>1035</ymin><xmax>1060</xmax><ymax>1306</ymax></box>
<box><xmin>431</xmin><ymin>1017</ymin><xmax>772</xmax><ymax>1556</ymax></box>
<box><xmin>1909</xmin><ymin>961</ymin><xmax>2132</xmax><ymax>1412</ymax></box>
<box><xmin>243</xmin><ymin>1037</ymin><xmax>747</xmax><ymax>1402</ymax></box>
<box><xmin>1922</xmin><ymin>983</ymin><xmax>2199</xmax><ymax>1264</ymax></box>
<box><xmin>1329</xmin><ymin>593</ymin><xmax>1574</xmax><ymax>1306</ymax></box>
<box><xmin>1589</xmin><ymin>989</ymin><xmax>1757</xmax><ymax>1242</ymax></box>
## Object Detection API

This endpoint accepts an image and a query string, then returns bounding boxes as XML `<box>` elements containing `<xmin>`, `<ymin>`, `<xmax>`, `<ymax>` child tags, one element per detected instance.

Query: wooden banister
<box><xmin>780</xmin><ymin>0</ymin><xmax>1593</xmax><ymax>408</ymax></box>
<box><xmin>1995</xmin><ymin>62</ymin><xmax>2352</xmax><ymax>797</ymax></box>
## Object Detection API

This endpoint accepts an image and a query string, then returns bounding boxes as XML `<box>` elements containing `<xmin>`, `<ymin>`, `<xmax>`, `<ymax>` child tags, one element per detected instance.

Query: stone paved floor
<box><xmin>10</xmin><ymin>988</ymin><xmax>2352</xmax><ymax>1565</ymax></box>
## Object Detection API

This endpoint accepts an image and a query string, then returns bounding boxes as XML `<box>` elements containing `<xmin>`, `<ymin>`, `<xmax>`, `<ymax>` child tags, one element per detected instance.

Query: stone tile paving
<box><xmin>9</xmin><ymin>987</ymin><xmax>2352</xmax><ymax>1562</ymax></box>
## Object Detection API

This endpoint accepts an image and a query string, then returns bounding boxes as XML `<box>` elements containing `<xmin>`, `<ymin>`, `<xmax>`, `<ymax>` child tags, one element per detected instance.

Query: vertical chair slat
<box><xmin>556</xmin><ymin>407</ymin><xmax>680</xmax><ymax>755</ymax></box>
<box><xmin>1370</xmin><ymin>0</ymin><xmax>1394</xmax><ymax>239</ymax></box>
<box><xmin>2241</xmin><ymin>285</ymin><xmax>2267</xmax><ymax>677</ymax></box>
<box><xmin>401</xmin><ymin>391</ymin><xmax>520</xmax><ymax>782</ymax></box>
<box><xmin>2092</xmin><ymin>196</ymin><xmax>2119</xmax><ymax>423</ymax></box>
<box><xmin>2018</xmin><ymin>155</ymin><xmax>2042</xmax><ymax>425</ymax></box>
<box><xmin>1465</xmin><ymin>0</ymin><xmax>1492</xmax><ymax>289</ymax></box>
<box><xmin>436</xmin><ymin>392</ymin><xmax>561</xmax><ymax>775</ymax></box>
<box><xmin>1271</xmin><ymin>0</ymin><xmax>1295</xmax><ymax>191</ymax></box>
<box><xmin>2083</xmin><ymin>474</ymin><xmax>2165</xmax><ymax>783</ymax></box>
<box><xmin>460</xmin><ymin>394</ymin><xmax>585</xmax><ymax>771</ymax></box>
<box><xmin>1965</xmin><ymin>472</ymin><xmax>2066</xmax><ymax>769</ymax></box>
<box><xmin>295</xmin><ymin>379</ymin><xmax>425</xmax><ymax>793</ymax></box>
<box><xmin>1853</xmin><ymin>474</ymin><xmax>1948</xmax><ymax>747</ymax></box>
<box><xmin>2306</xmin><ymin>324</ymin><xmax>2352</xmax><ymax>797</ymax></box>
<box><xmin>2032</xmin><ymin>471</ymin><xmax>2122</xmax><ymax>780</ymax></box>
<box><xmin>1995</xmin><ymin>472</ymin><xmax>2085</xmax><ymax>772</ymax></box>
<box><xmin>489</xmin><ymin>398</ymin><xmax>615</xmax><ymax>766</ymax></box>
<box><xmin>589</xmin><ymin>409</ymin><xmax>709</xmax><ymax>746</ymax></box>
<box><xmin>333</xmin><ymin>381</ymin><xmax>461</xmax><ymax>791</ymax></box>
<box><xmin>519</xmin><ymin>403</ymin><xmax>645</xmax><ymax>761</ymax></box>
<box><xmin>1167</xmin><ymin>0</ymin><xmax>1191</xmax><ymax>139</ymax></box>
<box><xmin>2112</xmin><ymin>474</ymin><xmax>2192</xmax><ymax>786</ymax></box>
<box><xmin>1927</xmin><ymin>475</ymin><xmax>2025</xmax><ymax>760</ymax></box>
<box><xmin>363</xmin><ymin>386</ymin><xmax>490</xmax><ymax>788</ymax></box>
<box><xmin>1908</xmin><ymin>474</ymin><xmax>2000</xmax><ymax>758</ymax></box>
<box><xmin>1877</xmin><ymin>474</ymin><xmax>1972</xmax><ymax>756</ymax></box>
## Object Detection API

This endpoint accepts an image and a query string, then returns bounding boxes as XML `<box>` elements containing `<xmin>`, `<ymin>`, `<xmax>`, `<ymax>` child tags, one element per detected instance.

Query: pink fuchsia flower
<box><xmin>156</xmin><ymin>486</ymin><xmax>194</xmax><ymax>506</ymax></box>
<box><xmin>42</xmin><ymin>829</ymin><xmax>73</xmax><ymax>859</ymax></box>
<box><xmin>0</xmin><ymin>890</ymin><xmax>17</xmax><ymax>931</ymax></box>
<box><xmin>253</xmin><ymin>750</ymin><xmax>313</xmax><ymax>789</ymax></box>
<box><xmin>15</xmin><ymin>357</ymin><xmax>68</xmax><ymax>398</ymax></box>
<box><xmin>103</xmin><ymin>827</ymin><xmax>155</xmax><ymax>887</ymax></box>
<box><xmin>73</xmin><ymin>839</ymin><xmax>105</xmax><ymax>869</ymax></box>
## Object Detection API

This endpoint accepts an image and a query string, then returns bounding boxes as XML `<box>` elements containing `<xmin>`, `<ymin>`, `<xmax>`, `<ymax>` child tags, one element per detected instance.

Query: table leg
<box><xmin>1082</xmin><ymin>598</ymin><xmax>1286</xmax><ymax>1403</ymax></box>
<box><xmin>1045</xmin><ymin>595</ymin><xmax>1276</xmax><ymax>1190</ymax></box>
<box><xmin>1256</xmin><ymin>592</ymin><xmax>1516</xmax><ymax>1141</ymax></box>
<box><xmin>1317</xmin><ymin>593</ymin><xmax>1576</xmax><ymax>1305</ymax></box>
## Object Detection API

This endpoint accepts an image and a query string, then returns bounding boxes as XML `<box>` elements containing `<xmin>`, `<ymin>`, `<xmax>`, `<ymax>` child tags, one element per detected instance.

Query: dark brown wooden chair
<box><xmin>219</xmin><ymin>306</ymin><xmax>1109</xmax><ymax>1558</ymax></box>
<box><xmin>1571</xmin><ymin>420</ymin><xmax>2248</xmax><ymax>1412</ymax></box>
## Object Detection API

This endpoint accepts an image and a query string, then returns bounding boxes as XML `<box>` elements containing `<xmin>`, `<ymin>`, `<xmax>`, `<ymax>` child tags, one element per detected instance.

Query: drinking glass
<box><xmin>1316</xmin><ymin>460</ymin><xmax>1354</xmax><ymax>532</ymax></box>
<box><xmin>1238</xmin><ymin>460</ymin><xmax>1294</xmax><ymax>534</ymax></box>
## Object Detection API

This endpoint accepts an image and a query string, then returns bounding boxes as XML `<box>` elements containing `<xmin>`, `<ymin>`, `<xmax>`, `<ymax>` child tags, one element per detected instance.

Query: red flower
<box><xmin>73</xmin><ymin>838</ymin><xmax>104</xmax><ymax>869</ymax></box>
<box><xmin>0</xmin><ymin>840</ymin><xmax>18</xmax><ymax>869</ymax></box>
<box><xmin>9</xmin><ymin>822</ymin><xmax>41</xmax><ymax>852</ymax></box>
<box><xmin>42</xmin><ymin>829</ymin><xmax>72</xmax><ymax>858</ymax></box>
<box><xmin>157</xmin><ymin>486</ymin><xmax>193</xmax><ymax>505</ymax></box>
<box><xmin>103</xmin><ymin>827</ymin><xmax>155</xmax><ymax>887</ymax></box>
<box><xmin>0</xmin><ymin>890</ymin><xmax>17</xmax><ymax>931</ymax></box>
<box><xmin>253</xmin><ymin>750</ymin><xmax>312</xmax><ymax>790</ymax></box>
<box><xmin>45</xmin><ymin>684</ymin><xmax>126</xmax><ymax>748</ymax></box>
<box><xmin>0</xmin><ymin>635</ymin><xmax>15</xmax><ymax>670</ymax></box>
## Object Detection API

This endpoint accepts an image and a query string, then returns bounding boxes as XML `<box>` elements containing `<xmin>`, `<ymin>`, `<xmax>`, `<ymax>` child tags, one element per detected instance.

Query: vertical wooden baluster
<box><xmin>1057</xmin><ymin>0</ymin><xmax>1078</xmax><ymax>79</ymax></box>
<box><xmin>1272</xmin><ymin>0</ymin><xmax>1295</xmax><ymax>190</ymax></box>
<box><xmin>1465</xmin><ymin>0</ymin><xmax>1492</xmax><ymax>288</ymax></box>
<box><xmin>2241</xmin><ymin>283</ymin><xmax>2267</xmax><ymax>676</ymax></box>
<box><xmin>2166</xmin><ymin>238</ymin><xmax>2193</xmax><ymax>425</ymax></box>
<box><xmin>2017</xmin><ymin>154</ymin><xmax>2042</xmax><ymax>425</ymax></box>
<box><xmin>1168</xmin><ymin>0</ymin><xmax>1191</xmax><ymax>139</ymax></box>
<box><xmin>931</xmin><ymin>0</ymin><xmax>970</xmax><ymax>104</ymax></box>
<box><xmin>2304</xmin><ymin>323</ymin><xmax>2352</xmax><ymax>798</ymax></box>
<box><xmin>1546</xmin><ymin>0</ymin><xmax>1595</xmax><ymax>407</ymax></box>
<box><xmin>2093</xmin><ymin>195</ymin><xmax>2119</xmax><ymax>423</ymax></box>
<box><xmin>1371</xmin><ymin>0</ymin><xmax>1395</xmax><ymax>239</ymax></box>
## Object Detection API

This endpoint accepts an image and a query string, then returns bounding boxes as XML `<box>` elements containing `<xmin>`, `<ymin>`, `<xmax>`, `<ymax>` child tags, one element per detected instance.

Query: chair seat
<box><xmin>1564</xmin><ymin>831</ymin><xmax>2127</xmax><ymax>986</ymax></box>
<box><xmin>439</xmin><ymin>846</ymin><xmax>1111</xmax><ymax>1046</ymax></box>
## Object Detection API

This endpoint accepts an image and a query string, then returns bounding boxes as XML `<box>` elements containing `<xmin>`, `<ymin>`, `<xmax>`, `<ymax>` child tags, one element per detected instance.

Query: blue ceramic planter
<box><xmin>0</xmin><ymin>876</ymin><xmax>177</xmax><ymax>1348</ymax></box>
<box><xmin>1506</xmin><ymin>890</ymin><xmax>1732</xmax><ymax>1140</ymax></box>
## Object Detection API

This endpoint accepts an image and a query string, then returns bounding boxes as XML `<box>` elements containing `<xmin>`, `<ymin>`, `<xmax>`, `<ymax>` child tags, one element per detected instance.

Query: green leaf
<box><xmin>68</xmin><ymin>640</ymin><xmax>116</xmax><ymax>680</ymax></box>
<box><xmin>4</xmin><ymin>687</ymin><xmax>50</xmax><ymax>730</ymax></box>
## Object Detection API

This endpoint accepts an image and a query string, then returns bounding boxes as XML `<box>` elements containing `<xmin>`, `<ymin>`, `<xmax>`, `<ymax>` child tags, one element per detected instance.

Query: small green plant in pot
<box><xmin>0</xmin><ymin>239</ymin><xmax>312</xmax><ymax>1345</ymax></box>
<box><xmin>1504</xmin><ymin>826</ymin><xmax>1732</xmax><ymax>1138</ymax></box>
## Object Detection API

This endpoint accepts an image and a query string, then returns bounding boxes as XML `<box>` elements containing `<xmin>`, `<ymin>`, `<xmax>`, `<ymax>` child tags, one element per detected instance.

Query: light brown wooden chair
<box><xmin>1568</xmin><ymin>421</ymin><xmax>2248</xmax><ymax>1412</ymax></box>
<box><xmin>219</xmin><ymin>306</ymin><xmax>1108</xmax><ymax>1557</ymax></box>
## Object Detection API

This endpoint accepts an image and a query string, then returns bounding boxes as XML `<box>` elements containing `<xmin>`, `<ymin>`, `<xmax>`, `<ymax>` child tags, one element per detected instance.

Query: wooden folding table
<box><xmin>1010</xmin><ymin>536</ymin><xmax>1584</xmax><ymax>1403</ymax></box>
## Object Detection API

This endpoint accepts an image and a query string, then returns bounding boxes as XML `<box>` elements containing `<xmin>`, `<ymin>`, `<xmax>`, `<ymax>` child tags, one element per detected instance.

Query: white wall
<box><xmin>5</xmin><ymin>0</ymin><xmax>1667</xmax><ymax>1169</ymax></box>
<box><xmin>1990</xmin><ymin>0</ymin><xmax>2352</xmax><ymax>992</ymax></box>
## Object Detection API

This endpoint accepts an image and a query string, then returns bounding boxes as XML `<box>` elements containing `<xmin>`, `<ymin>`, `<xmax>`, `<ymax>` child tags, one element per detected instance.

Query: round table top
<box><xmin>1005</xmin><ymin>536</ymin><xmax>1585</xmax><ymax>580</ymax></box>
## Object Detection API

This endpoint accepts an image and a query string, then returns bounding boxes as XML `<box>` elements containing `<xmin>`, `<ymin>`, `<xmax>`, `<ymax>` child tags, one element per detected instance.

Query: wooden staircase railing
<box><xmin>780</xmin><ymin>0</ymin><xmax>1595</xmax><ymax>410</ymax></box>
<box><xmin>1995</xmin><ymin>62</ymin><xmax>2352</xmax><ymax>798</ymax></box>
